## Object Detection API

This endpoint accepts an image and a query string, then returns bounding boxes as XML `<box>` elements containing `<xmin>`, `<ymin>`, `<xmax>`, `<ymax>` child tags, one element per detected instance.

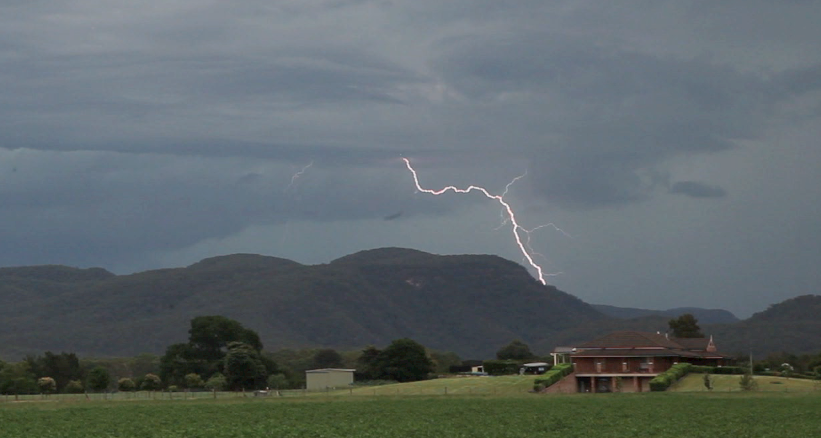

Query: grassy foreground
<box><xmin>2</xmin><ymin>392</ymin><xmax>821</xmax><ymax>437</ymax></box>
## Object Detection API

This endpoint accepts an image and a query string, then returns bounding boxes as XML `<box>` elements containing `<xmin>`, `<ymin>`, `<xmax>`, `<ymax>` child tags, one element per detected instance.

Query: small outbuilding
<box><xmin>305</xmin><ymin>368</ymin><xmax>356</xmax><ymax>391</ymax></box>
<box><xmin>520</xmin><ymin>362</ymin><xmax>550</xmax><ymax>375</ymax></box>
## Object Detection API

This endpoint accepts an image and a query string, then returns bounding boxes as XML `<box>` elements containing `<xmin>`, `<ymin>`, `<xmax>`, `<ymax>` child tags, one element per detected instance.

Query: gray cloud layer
<box><xmin>2</xmin><ymin>1</ymin><xmax>820</xmax><ymax>316</ymax></box>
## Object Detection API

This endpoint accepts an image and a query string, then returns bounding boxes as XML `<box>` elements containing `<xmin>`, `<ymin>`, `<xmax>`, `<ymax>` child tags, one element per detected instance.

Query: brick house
<box><xmin>569</xmin><ymin>331</ymin><xmax>733</xmax><ymax>393</ymax></box>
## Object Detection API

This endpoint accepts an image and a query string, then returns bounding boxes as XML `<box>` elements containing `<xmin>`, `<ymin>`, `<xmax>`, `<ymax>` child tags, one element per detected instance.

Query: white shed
<box><xmin>305</xmin><ymin>368</ymin><xmax>355</xmax><ymax>391</ymax></box>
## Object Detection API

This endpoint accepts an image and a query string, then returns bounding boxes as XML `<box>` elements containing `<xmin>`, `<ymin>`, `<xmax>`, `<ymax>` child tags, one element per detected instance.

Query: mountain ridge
<box><xmin>0</xmin><ymin>248</ymin><xmax>603</xmax><ymax>360</ymax></box>
<box><xmin>0</xmin><ymin>248</ymin><xmax>817</xmax><ymax>360</ymax></box>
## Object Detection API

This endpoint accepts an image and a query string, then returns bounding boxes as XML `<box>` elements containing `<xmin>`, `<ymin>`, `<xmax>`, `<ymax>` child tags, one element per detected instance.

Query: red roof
<box><xmin>571</xmin><ymin>331</ymin><xmax>734</xmax><ymax>360</ymax></box>
<box><xmin>671</xmin><ymin>337</ymin><xmax>710</xmax><ymax>350</ymax></box>
<box><xmin>571</xmin><ymin>348</ymin><xmax>690</xmax><ymax>358</ymax></box>
<box><xmin>576</xmin><ymin>331</ymin><xmax>683</xmax><ymax>349</ymax></box>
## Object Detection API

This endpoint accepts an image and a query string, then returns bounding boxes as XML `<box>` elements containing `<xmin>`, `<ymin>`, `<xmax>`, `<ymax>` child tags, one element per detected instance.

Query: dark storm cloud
<box><xmin>1</xmin><ymin>0</ymin><xmax>821</xmax><ymax>318</ymax></box>
<box><xmin>669</xmin><ymin>181</ymin><xmax>727</xmax><ymax>199</ymax></box>
<box><xmin>430</xmin><ymin>30</ymin><xmax>819</xmax><ymax>207</ymax></box>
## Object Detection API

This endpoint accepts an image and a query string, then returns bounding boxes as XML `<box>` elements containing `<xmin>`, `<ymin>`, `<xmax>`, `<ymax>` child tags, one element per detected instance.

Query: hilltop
<box><xmin>592</xmin><ymin>304</ymin><xmax>739</xmax><ymax>324</ymax></box>
<box><xmin>0</xmin><ymin>249</ymin><xmax>818</xmax><ymax>360</ymax></box>
<box><xmin>0</xmin><ymin>248</ymin><xmax>603</xmax><ymax>359</ymax></box>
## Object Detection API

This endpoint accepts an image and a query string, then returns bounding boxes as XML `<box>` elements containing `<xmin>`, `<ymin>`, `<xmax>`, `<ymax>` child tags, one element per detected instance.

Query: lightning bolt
<box><xmin>402</xmin><ymin>157</ymin><xmax>565</xmax><ymax>285</ymax></box>
<box><xmin>285</xmin><ymin>161</ymin><xmax>313</xmax><ymax>192</ymax></box>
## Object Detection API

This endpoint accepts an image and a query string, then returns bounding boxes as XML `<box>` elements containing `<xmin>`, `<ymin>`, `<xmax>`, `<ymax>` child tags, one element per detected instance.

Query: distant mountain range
<box><xmin>0</xmin><ymin>248</ymin><xmax>818</xmax><ymax>361</ymax></box>
<box><xmin>591</xmin><ymin>304</ymin><xmax>739</xmax><ymax>324</ymax></box>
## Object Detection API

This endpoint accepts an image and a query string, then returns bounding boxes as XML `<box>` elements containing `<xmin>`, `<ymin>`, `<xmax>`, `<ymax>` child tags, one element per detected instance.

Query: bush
<box><xmin>141</xmin><ymin>373</ymin><xmax>162</xmax><ymax>391</ymax></box>
<box><xmin>117</xmin><ymin>378</ymin><xmax>136</xmax><ymax>392</ymax></box>
<box><xmin>533</xmin><ymin>363</ymin><xmax>573</xmax><ymax>388</ymax></box>
<box><xmin>64</xmin><ymin>380</ymin><xmax>84</xmax><ymax>394</ymax></box>
<box><xmin>205</xmin><ymin>373</ymin><xmax>227</xmax><ymax>391</ymax></box>
<box><xmin>713</xmin><ymin>366</ymin><xmax>745</xmax><ymax>375</ymax></box>
<box><xmin>184</xmin><ymin>373</ymin><xmax>204</xmax><ymax>389</ymax></box>
<box><xmin>37</xmin><ymin>377</ymin><xmax>56</xmax><ymax>394</ymax></box>
<box><xmin>739</xmin><ymin>373</ymin><xmax>758</xmax><ymax>391</ymax></box>
<box><xmin>266</xmin><ymin>373</ymin><xmax>289</xmax><ymax>390</ymax></box>
<box><xmin>690</xmin><ymin>365</ymin><xmax>715</xmax><ymax>374</ymax></box>
<box><xmin>649</xmin><ymin>363</ymin><xmax>692</xmax><ymax>392</ymax></box>
<box><xmin>482</xmin><ymin>360</ymin><xmax>521</xmax><ymax>376</ymax></box>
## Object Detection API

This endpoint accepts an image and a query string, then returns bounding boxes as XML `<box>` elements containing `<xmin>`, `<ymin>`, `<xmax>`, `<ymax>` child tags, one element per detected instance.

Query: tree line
<box><xmin>0</xmin><ymin>315</ymin><xmax>449</xmax><ymax>395</ymax></box>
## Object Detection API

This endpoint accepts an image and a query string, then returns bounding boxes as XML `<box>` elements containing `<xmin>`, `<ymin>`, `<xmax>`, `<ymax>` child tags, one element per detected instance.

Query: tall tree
<box><xmin>160</xmin><ymin>343</ymin><xmax>201</xmax><ymax>386</ymax></box>
<box><xmin>189</xmin><ymin>315</ymin><xmax>262</xmax><ymax>362</ymax></box>
<box><xmin>496</xmin><ymin>340</ymin><xmax>535</xmax><ymax>360</ymax></box>
<box><xmin>86</xmin><ymin>366</ymin><xmax>111</xmax><ymax>392</ymax></box>
<box><xmin>668</xmin><ymin>313</ymin><xmax>704</xmax><ymax>338</ymax></box>
<box><xmin>378</xmin><ymin>338</ymin><xmax>434</xmax><ymax>383</ymax></box>
<box><xmin>0</xmin><ymin>363</ymin><xmax>36</xmax><ymax>396</ymax></box>
<box><xmin>356</xmin><ymin>346</ymin><xmax>383</xmax><ymax>380</ymax></box>
<box><xmin>223</xmin><ymin>342</ymin><xmax>267</xmax><ymax>391</ymax></box>
<box><xmin>40</xmin><ymin>352</ymin><xmax>82</xmax><ymax>392</ymax></box>
<box><xmin>160</xmin><ymin>316</ymin><xmax>266</xmax><ymax>385</ymax></box>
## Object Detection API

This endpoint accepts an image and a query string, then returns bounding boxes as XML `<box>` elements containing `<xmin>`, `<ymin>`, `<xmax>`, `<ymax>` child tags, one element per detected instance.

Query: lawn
<box><xmin>2</xmin><ymin>391</ymin><xmax>821</xmax><ymax>437</ymax></box>
<box><xmin>334</xmin><ymin>375</ymin><xmax>536</xmax><ymax>396</ymax></box>
<box><xmin>672</xmin><ymin>373</ymin><xmax>821</xmax><ymax>392</ymax></box>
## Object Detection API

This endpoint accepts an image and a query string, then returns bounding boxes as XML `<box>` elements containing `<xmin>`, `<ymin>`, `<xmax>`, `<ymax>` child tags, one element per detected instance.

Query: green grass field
<box><xmin>336</xmin><ymin>375</ymin><xmax>536</xmax><ymax>396</ymax></box>
<box><xmin>3</xmin><ymin>376</ymin><xmax>821</xmax><ymax>438</ymax></box>
<box><xmin>672</xmin><ymin>373</ymin><xmax>821</xmax><ymax>392</ymax></box>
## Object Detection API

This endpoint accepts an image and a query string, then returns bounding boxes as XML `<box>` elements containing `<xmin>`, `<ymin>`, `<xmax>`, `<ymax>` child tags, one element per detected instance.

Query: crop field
<box><xmin>2</xmin><ymin>392</ymin><xmax>821</xmax><ymax>437</ymax></box>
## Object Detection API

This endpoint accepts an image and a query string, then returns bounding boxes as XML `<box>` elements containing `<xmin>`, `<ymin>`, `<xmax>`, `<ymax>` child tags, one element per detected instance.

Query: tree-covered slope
<box><xmin>591</xmin><ymin>304</ymin><xmax>739</xmax><ymax>324</ymax></box>
<box><xmin>1</xmin><ymin>250</ymin><xmax>818</xmax><ymax>361</ymax></box>
<box><xmin>0</xmin><ymin>249</ymin><xmax>604</xmax><ymax>360</ymax></box>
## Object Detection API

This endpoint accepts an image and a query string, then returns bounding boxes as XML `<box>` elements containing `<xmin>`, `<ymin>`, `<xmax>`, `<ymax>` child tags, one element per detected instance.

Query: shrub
<box><xmin>690</xmin><ymin>365</ymin><xmax>715</xmax><ymax>374</ymax></box>
<box><xmin>713</xmin><ymin>366</ymin><xmax>745</xmax><ymax>375</ymax></box>
<box><xmin>141</xmin><ymin>373</ymin><xmax>162</xmax><ymax>391</ymax></box>
<box><xmin>37</xmin><ymin>377</ymin><xmax>56</xmax><ymax>394</ymax></box>
<box><xmin>117</xmin><ymin>378</ymin><xmax>136</xmax><ymax>392</ymax></box>
<box><xmin>205</xmin><ymin>373</ymin><xmax>227</xmax><ymax>391</ymax></box>
<box><xmin>533</xmin><ymin>363</ymin><xmax>573</xmax><ymax>388</ymax></box>
<box><xmin>64</xmin><ymin>380</ymin><xmax>84</xmax><ymax>394</ymax></box>
<box><xmin>739</xmin><ymin>372</ymin><xmax>758</xmax><ymax>391</ymax></box>
<box><xmin>482</xmin><ymin>360</ymin><xmax>521</xmax><ymax>376</ymax></box>
<box><xmin>649</xmin><ymin>363</ymin><xmax>692</xmax><ymax>392</ymax></box>
<box><xmin>267</xmin><ymin>373</ymin><xmax>289</xmax><ymax>390</ymax></box>
<box><xmin>184</xmin><ymin>373</ymin><xmax>204</xmax><ymax>389</ymax></box>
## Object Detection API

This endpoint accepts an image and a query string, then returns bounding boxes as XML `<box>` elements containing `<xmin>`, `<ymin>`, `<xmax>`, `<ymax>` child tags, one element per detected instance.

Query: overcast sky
<box><xmin>2</xmin><ymin>1</ymin><xmax>820</xmax><ymax>317</ymax></box>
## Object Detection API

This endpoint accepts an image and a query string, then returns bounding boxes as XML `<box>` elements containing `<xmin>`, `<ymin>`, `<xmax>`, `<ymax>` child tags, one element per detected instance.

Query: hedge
<box><xmin>649</xmin><ymin>363</ymin><xmax>692</xmax><ymax>391</ymax></box>
<box><xmin>712</xmin><ymin>366</ymin><xmax>745</xmax><ymax>375</ymax></box>
<box><xmin>482</xmin><ymin>360</ymin><xmax>522</xmax><ymax>376</ymax></box>
<box><xmin>534</xmin><ymin>363</ymin><xmax>574</xmax><ymax>388</ymax></box>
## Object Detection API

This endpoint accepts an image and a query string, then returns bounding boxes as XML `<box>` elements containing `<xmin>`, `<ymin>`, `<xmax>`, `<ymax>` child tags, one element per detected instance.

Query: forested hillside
<box><xmin>0</xmin><ymin>248</ymin><xmax>603</xmax><ymax>359</ymax></box>
<box><xmin>0</xmin><ymin>249</ymin><xmax>818</xmax><ymax>360</ymax></box>
<box><xmin>591</xmin><ymin>304</ymin><xmax>739</xmax><ymax>324</ymax></box>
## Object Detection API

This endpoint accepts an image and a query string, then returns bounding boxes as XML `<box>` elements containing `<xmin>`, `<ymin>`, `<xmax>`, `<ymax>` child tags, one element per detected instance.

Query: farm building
<box><xmin>305</xmin><ymin>368</ymin><xmax>355</xmax><ymax>391</ymax></box>
<box><xmin>520</xmin><ymin>362</ymin><xmax>550</xmax><ymax>375</ymax></box>
<box><xmin>568</xmin><ymin>331</ymin><xmax>733</xmax><ymax>393</ymax></box>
